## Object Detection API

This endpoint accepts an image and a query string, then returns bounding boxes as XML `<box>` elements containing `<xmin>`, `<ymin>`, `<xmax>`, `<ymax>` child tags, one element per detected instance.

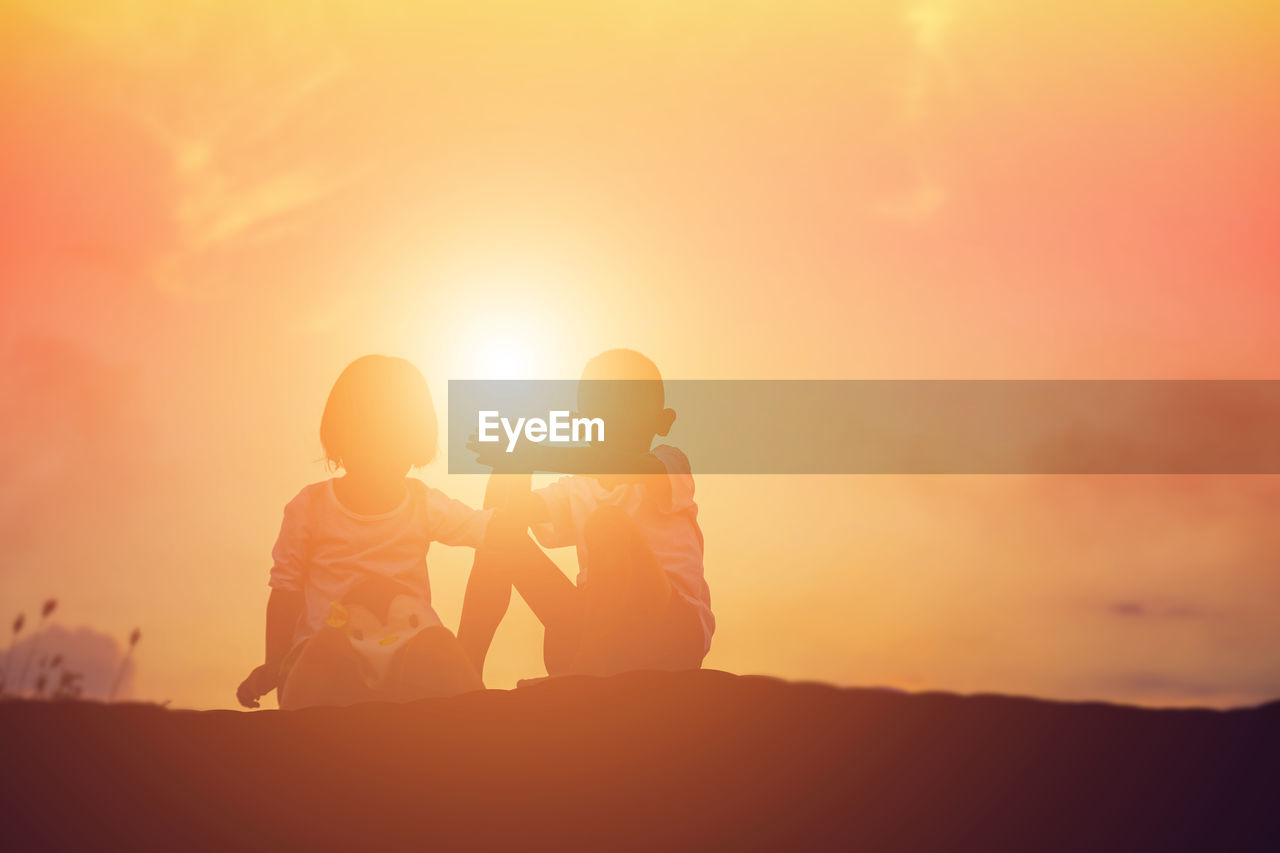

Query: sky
<box><xmin>2</xmin><ymin>0</ymin><xmax>1278</xmax><ymax>709</ymax></box>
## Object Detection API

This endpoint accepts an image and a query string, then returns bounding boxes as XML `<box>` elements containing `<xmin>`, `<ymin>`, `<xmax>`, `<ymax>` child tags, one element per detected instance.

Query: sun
<box><xmin>409</xmin><ymin>254</ymin><xmax>586</xmax><ymax>382</ymax></box>
<box><xmin>443</xmin><ymin>309</ymin><xmax>564</xmax><ymax>380</ymax></box>
<box><xmin>473</xmin><ymin>336</ymin><xmax>539</xmax><ymax>379</ymax></box>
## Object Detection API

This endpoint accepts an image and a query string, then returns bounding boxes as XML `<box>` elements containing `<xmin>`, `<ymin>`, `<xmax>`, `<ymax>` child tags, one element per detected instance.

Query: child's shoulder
<box><xmin>652</xmin><ymin>444</ymin><xmax>692</xmax><ymax>475</ymax></box>
<box><xmin>284</xmin><ymin>480</ymin><xmax>333</xmax><ymax>508</ymax></box>
<box><xmin>405</xmin><ymin>477</ymin><xmax>465</xmax><ymax>507</ymax></box>
<box><xmin>277</xmin><ymin>481</ymin><xmax>333</xmax><ymax>527</ymax></box>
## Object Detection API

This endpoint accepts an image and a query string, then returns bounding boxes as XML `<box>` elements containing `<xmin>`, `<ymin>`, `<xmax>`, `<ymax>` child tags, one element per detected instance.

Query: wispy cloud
<box><xmin>903</xmin><ymin>0</ymin><xmax>957</xmax><ymax>123</ymax></box>
<box><xmin>1107</xmin><ymin>599</ymin><xmax>1211</xmax><ymax>620</ymax></box>
<box><xmin>873</xmin><ymin>0</ymin><xmax>959</xmax><ymax>224</ymax></box>
<box><xmin>27</xmin><ymin>0</ymin><xmax>362</xmax><ymax>297</ymax></box>
<box><xmin>1104</xmin><ymin>671</ymin><xmax>1236</xmax><ymax>701</ymax></box>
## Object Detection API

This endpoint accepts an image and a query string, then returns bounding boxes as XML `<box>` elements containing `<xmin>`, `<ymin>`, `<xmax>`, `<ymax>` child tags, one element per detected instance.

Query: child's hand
<box><xmin>236</xmin><ymin>663</ymin><xmax>279</xmax><ymax>709</ymax></box>
<box><xmin>466</xmin><ymin>432</ymin><xmax>507</xmax><ymax>470</ymax></box>
<box><xmin>467</xmin><ymin>432</ymin><xmax>546</xmax><ymax>472</ymax></box>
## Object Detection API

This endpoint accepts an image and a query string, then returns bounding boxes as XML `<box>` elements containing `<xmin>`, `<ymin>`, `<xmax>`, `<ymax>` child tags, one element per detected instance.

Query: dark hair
<box><xmin>320</xmin><ymin>355</ymin><xmax>437</xmax><ymax>471</ymax></box>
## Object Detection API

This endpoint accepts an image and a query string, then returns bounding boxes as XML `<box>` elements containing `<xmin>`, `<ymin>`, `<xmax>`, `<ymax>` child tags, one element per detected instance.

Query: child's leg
<box><xmin>572</xmin><ymin>505</ymin><xmax>674</xmax><ymax>676</ymax></box>
<box><xmin>457</xmin><ymin>549</ymin><xmax>514</xmax><ymax>677</ymax></box>
<box><xmin>457</xmin><ymin>535</ymin><xmax>582</xmax><ymax>679</ymax></box>
<box><xmin>385</xmin><ymin>627</ymin><xmax>484</xmax><ymax>701</ymax></box>
<box><xmin>278</xmin><ymin>627</ymin><xmax>370</xmax><ymax>710</ymax></box>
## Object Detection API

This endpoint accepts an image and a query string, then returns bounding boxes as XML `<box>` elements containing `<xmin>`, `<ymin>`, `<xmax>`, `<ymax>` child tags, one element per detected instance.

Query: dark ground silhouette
<box><xmin>2</xmin><ymin>670</ymin><xmax>1278</xmax><ymax>851</ymax></box>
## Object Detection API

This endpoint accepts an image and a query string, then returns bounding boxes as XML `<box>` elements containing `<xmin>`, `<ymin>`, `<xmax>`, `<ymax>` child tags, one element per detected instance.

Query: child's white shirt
<box><xmin>268</xmin><ymin>478</ymin><xmax>491</xmax><ymax>645</ymax></box>
<box><xmin>531</xmin><ymin>444</ymin><xmax>715</xmax><ymax>654</ymax></box>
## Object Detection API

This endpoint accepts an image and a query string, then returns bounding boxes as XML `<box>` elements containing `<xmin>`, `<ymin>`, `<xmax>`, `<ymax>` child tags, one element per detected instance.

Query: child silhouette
<box><xmin>458</xmin><ymin>349</ymin><xmax>714</xmax><ymax>680</ymax></box>
<box><xmin>237</xmin><ymin>355</ymin><xmax>488</xmax><ymax>709</ymax></box>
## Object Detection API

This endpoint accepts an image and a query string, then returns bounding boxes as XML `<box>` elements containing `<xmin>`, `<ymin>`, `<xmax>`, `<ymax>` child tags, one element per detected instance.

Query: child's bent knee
<box><xmin>401</xmin><ymin>625</ymin><xmax>456</xmax><ymax>652</ymax></box>
<box><xmin>394</xmin><ymin>627</ymin><xmax>483</xmax><ymax>695</ymax></box>
<box><xmin>289</xmin><ymin>627</ymin><xmax>360</xmax><ymax>673</ymax></box>
<box><xmin>472</xmin><ymin>541</ymin><xmax>530</xmax><ymax>578</ymax></box>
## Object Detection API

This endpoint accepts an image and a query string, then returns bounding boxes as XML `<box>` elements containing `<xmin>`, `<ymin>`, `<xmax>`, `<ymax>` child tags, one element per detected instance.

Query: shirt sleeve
<box><xmin>530</xmin><ymin>477</ymin><xmax>580</xmax><ymax>548</ymax></box>
<box><xmin>652</xmin><ymin>445</ymin><xmax>696</xmax><ymax>513</ymax></box>
<box><xmin>423</xmin><ymin>487</ymin><xmax>493</xmax><ymax>548</ymax></box>
<box><xmin>268</xmin><ymin>489</ymin><xmax>311</xmax><ymax>591</ymax></box>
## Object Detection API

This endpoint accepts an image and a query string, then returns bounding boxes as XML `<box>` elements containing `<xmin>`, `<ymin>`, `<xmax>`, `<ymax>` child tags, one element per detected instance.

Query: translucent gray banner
<box><xmin>447</xmin><ymin>380</ymin><xmax>1280</xmax><ymax>474</ymax></box>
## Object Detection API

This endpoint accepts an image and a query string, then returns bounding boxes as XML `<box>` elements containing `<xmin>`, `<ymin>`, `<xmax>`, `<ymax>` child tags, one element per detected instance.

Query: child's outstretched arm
<box><xmin>470</xmin><ymin>435</ymin><xmax>665</xmax><ymax>482</ymax></box>
<box><xmin>533</xmin><ymin>445</ymin><xmax>675</xmax><ymax>509</ymax></box>
<box><xmin>468</xmin><ymin>434</ymin><xmax>673</xmax><ymax>510</ymax></box>
<box><xmin>236</xmin><ymin>588</ymin><xmax>303</xmax><ymax>708</ymax></box>
<box><xmin>534</xmin><ymin>445</ymin><xmax>666</xmax><ymax>477</ymax></box>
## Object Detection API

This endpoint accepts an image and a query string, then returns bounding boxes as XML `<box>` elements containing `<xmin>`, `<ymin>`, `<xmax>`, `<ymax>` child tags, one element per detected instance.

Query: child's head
<box><xmin>320</xmin><ymin>355</ymin><xmax>437</xmax><ymax>475</ymax></box>
<box><xmin>577</xmin><ymin>349</ymin><xmax>675</xmax><ymax>453</ymax></box>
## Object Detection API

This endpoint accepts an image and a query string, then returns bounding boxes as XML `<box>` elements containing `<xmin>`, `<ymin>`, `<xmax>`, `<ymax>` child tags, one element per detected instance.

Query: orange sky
<box><xmin>2</xmin><ymin>0</ymin><xmax>1279</xmax><ymax>709</ymax></box>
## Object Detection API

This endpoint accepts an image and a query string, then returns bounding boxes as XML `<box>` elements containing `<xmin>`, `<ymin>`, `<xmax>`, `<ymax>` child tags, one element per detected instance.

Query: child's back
<box><xmin>237</xmin><ymin>355</ymin><xmax>488</xmax><ymax>709</ymax></box>
<box><xmin>530</xmin><ymin>443</ymin><xmax>714</xmax><ymax>661</ymax></box>
<box><xmin>271</xmin><ymin>477</ymin><xmax>490</xmax><ymax>646</ymax></box>
<box><xmin>459</xmin><ymin>349</ymin><xmax>714</xmax><ymax>678</ymax></box>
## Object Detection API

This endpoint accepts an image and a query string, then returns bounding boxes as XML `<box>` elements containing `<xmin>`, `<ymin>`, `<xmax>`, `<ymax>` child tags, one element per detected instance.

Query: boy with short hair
<box><xmin>458</xmin><ymin>349</ymin><xmax>713</xmax><ymax>679</ymax></box>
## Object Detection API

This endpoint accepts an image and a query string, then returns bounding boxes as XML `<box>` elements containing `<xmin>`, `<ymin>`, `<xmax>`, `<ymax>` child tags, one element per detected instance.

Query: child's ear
<box><xmin>655</xmin><ymin>408</ymin><xmax>676</xmax><ymax>437</ymax></box>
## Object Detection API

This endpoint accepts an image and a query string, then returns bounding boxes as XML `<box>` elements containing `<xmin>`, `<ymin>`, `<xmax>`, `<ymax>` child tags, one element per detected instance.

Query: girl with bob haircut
<box><xmin>237</xmin><ymin>355</ymin><xmax>491</xmax><ymax>709</ymax></box>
